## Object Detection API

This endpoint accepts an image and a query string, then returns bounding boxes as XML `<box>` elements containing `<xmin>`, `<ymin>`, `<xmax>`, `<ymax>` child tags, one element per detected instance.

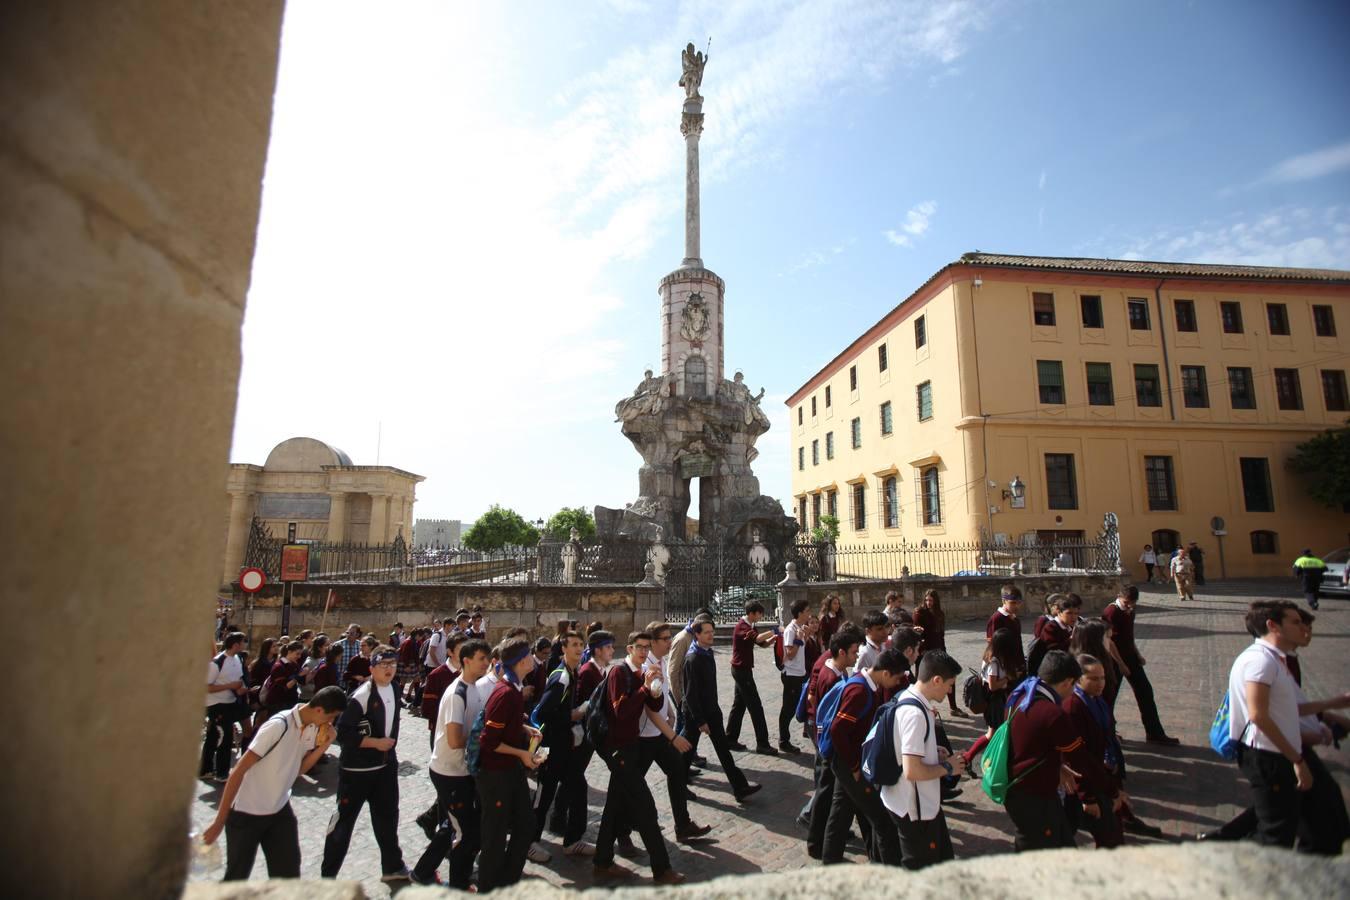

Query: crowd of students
<box><xmin>198</xmin><ymin>586</ymin><xmax>1347</xmax><ymax>888</ymax></box>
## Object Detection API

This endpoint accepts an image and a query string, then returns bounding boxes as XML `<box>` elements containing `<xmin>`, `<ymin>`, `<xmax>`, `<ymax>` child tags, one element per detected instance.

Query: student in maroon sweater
<box><xmin>592</xmin><ymin>632</ymin><xmax>686</xmax><ymax>885</ymax></box>
<box><xmin>264</xmin><ymin>641</ymin><xmax>304</xmax><ymax>713</ymax></box>
<box><xmin>1003</xmin><ymin>650</ymin><xmax>1099</xmax><ymax>852</ymax></box>
<box><xmin>820</xmin><ymin>648</ymin><xmax>909</xmax><ymax>866</ymax></box>
<box><xmin>476</xmin><ymin>637</ymin><xmax>543</xmax><ymax>893</ymax></box>
<box><xmin>726</xmin><ymin>601</ymin><xmax>779</xmax><ymax>754</ymax></box>
<box><xmin>1102</xmin><ymin>585</ymin><xmax>1179</xmax><ymax>744</ymax></box>
<box><xmin>577</xmin><ymin>630</ymin><xmax>615</xmax><ymax>700</ymax></box>
<box><xmin>1062</xmin><ymin>654</ymin><xmax>1124</xmax><ymax>848</ymax></box>
<box><xmin>1027</xmin><ymin>593</ymin><xmax>1082</xmax><ymax>676</ymax></box>
<box><xmin>803</xmin><ymin>628</ymin><xmax>862</xmax><ymax>853</ymax></box>
<box><xmin>986</xmin><ymin>585</ymin><xmax>1024</xmax><ymax>646</ymax></box>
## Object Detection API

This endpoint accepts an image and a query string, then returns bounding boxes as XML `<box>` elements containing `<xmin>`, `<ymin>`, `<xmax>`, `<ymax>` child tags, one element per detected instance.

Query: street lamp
<box><xmin>1003</xmin><ymin>475</ymin><xmax>1026</xmax><ymax>509</ymax></box>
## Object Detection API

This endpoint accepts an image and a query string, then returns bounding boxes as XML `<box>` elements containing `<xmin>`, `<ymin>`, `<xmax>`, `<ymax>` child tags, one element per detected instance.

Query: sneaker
<box><xmin>526</xmin><ymin>843</ymin><xmax>552</xmax><ymax>864</ymax></box>
<box><xmin>754</xmin><ymin>744</ymin><xmax>779</xmax><ymax>756</ymax></box>
<box><xmin>653</xmin><ymin>870</ymin><xmax>687</xmax><ymax>886</ymax></box>
<box><xmin>675</xmin><ymin>822</ymin><xmax>712</xmax><ymax>842</ymax></box>
<box><xmin>416</xmin><ymin>806</ymin><xmax>438</xmax><ymax>841</ymax></box>
<box><xmin>563</xmin><ymin>840</ymin><xmax>596</xmax><ymax>857</ymax></box>
<box><xmin>408</xmin><ymin>869</ymin><xmax>442</xmax><ymax>886</ymax></box>
<box><xmin>380</xmin><ymin>867</ymin><xmax>412</xmax><ymax>883</ymax></box>
<box><xmin>734</xmin><ymin>783</ymin><xmax>762</xmax><ymax>802</ymax></box>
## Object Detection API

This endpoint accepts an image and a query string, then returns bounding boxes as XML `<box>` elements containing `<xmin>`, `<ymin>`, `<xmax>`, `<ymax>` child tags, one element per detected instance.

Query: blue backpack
<box><xmin>815</xmin><ymin>675</ymin><xmax>872</xmax><ymax>761</ymax></box>
<box><xmin>465</xmin><ymin>707</ymin><xmax>488</xmax><ymax>776</ymax></box>
<box><xmin>860</xmin><ymin>697</ymin><xmax>929</xmax><ymax>787</ymax></box>
<box><xmin>1209</xmin><ymin>693</ymin><xmax>1240</xmax><ymax>761</ymax></box>
<box><xmin>794</xmin><ymin>676</ymin><xmax>812</xmax><ymax>723</ymax></box>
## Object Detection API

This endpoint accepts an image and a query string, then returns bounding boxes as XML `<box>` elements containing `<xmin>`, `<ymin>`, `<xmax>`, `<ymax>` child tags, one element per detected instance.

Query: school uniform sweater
<box><xmin>421</xmin><ymin>663</ymin><xmax>457</xmax><ymax>728</ymax></box>
<box><xmin>577</xmin><ymin>659</ymin><xmax>606</xmax><ymax>702</ymax></box>
<box><xmin>828</xmin><ymin>675</ymin><xmax>880</xmax><ymax>772</ymax></box>
<box><xmin>1006</xmin><ymin>684</ymin><xmax>1095</xmax><ymax>797</ymax></box>
<box><xmin>479</xmin><ymin>679</ymin><xmax>527</xmax><ymax>771</ymax></box>
<box><xmin>807</xmin><ymin>657</ymin><xmax>843</xmax><ymax>722</ymax></box>
<box><xmin>731</xmin><ymin>618</ymin><xmax>758</xmax><ymax>670</ymax></box>
<box><xmin>604</xmin><ymin>660</ymin><xmax>662</xmax><ymax>750</ymax></box>
<box><xmin>1062</xmin><ymin>690</ymin><xmax>1121</xmax><ymax>802</ymax></box>
<box><xmin>986</xmin><ymin>609</ymin><xmax>1021</xmax><ymax>642</ymax></box>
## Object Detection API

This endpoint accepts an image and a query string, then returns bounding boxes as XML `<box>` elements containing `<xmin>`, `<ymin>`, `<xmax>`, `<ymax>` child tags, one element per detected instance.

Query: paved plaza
<box><xmin>190</xmin><ymin>579</ymin><xmax>1349</xmax><ymax>894</ymax></box>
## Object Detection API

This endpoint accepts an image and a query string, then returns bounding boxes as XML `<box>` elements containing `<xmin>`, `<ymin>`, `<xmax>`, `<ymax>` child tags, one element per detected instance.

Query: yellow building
<box><xmin>221</xmin><ymin>436</ymin><xmax>423</xmax><ymax>584</ymax></box>
<box><xmin>787</xmin><ymin>253</ymin><xmax>1350</xmax><ymax>578</ymax></box>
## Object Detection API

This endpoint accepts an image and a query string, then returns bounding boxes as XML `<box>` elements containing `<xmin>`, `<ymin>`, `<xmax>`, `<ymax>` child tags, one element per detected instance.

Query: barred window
<box><xmin>1127</xmin><ymin>298</ymin><xmax>1150</xmax><ymax>330</ymax></box>
<box><xmin>1045</xmin><ymin>454</ymin><xmax>1078</xmax><ymax>510</ymax></box>
<box><xmin>1086</xmin><ymin>362</ymin><xmax>1114</xmax><ymax>406</ymax></box>
<box><xmin>825</xmin><ymin>431</ymin><xmax>835</xmax><ymax>460</ymax></box>
<box><xmin>1267</xmin><ymin>303</ymin><xmax>1290</xmax><ymax>336</ymax></box>
<box><xmin>1240</xmin><ymin>458</ymin><xmax>1273</xmax><ymax>513</ymax></box>
<box><xmin>1314</xmin><ymin>305</ymin><xmax>1337</xmax><ymax>337</ymax></box>
<box><xmin>1174</xmin><ymin>299</ymin><xmax>1197</xmax><ymax>333</ymax></box>
<box><xmin>1134</xmin><ymin>364</ymin><xmax>1162</xmax><ymax>407</ymax></box>
<box><xmin>851</xmin><ymin>483</ymin><xmax>867</xmax><ymax>531</ymax></box>
<box><xmin>1181</xmin><ymin>365</ymin><xmax>1209</xmax><ymax>408</ymax></box>
<box><xmin>1220</xmin><ymin>301</ymin><xmax>1243</xmax><ymax>334</ymax></box>
<box><xmin>1228</xmin><ymin>367</ymin><xmax>1256</xmax><ymax>410</ymax></box>
<box><xmin>1274</xmin><ymin>368</ymin><xmax>1302</xmax><ymax>410</ymax></box>
<box><xmin>920</xmin><ymin>467</ymin><xmax>941</xmax><ymax>525</ymax></box>
<box><xmin>884</xmin><ymin>476</ymin><xmax>899</xmax><ymax>529</ymax></box>
<box><xmin>916</xmin><ymin>381</ymin><xmax>933</xmax><ymax>421</ymax></box>
<box><xmin>1037</xmin><ymin>360</ymin><xmax>1065</xmax><ymax>405</ymax></box>
<box><xmin>914</xmin><ymin>315</ymin><xmax>927</xmax><ymax>349</ymax></box>
<box><xmin>1322</xmin><ymin>370</ymin><xmax>1349</xmax><ymax>411</ymax></box>
<box><xmin>880</xmin><ymin>401</ymin><xmax>893</xmax><ymax>436</ymax></box>
<box><xmin>811</xmin><ymin>440</ymin><xmax>819</xmax><ymax>466</ymax></box>
<box><xmin>1144</xmin><ymin>456</ymin><xmax>1177</xmax><ymax>511</ymax></box>
<box><xmin>851</xmin><ymin>417</ymin><xmax>862</xmax><ymax>449</ymax></box>
<box><xmin>1251</xmin><ymin>530</ymin><xmax>1278</xmax><ymax>555</ymax></box>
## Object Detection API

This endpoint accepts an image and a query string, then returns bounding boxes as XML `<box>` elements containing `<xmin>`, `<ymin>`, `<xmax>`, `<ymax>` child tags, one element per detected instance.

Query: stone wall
<box><xmin>234</xmin><ymin>582</ymin><xmax>663</xmax><ymax>646</ymax></box>
<box><xmin>0</xmin><ymin>3</ymin><xmax>284</xmax><ymax>898</ymax></box>
<box><xmin>779</xmin><ymin>572</ymin><xmax>1128</xmax><ymax>624</ymax></box>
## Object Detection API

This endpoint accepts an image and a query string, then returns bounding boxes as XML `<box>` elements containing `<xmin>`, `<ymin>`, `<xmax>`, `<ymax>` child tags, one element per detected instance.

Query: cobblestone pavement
<box><xmin>190</xmin><ymin>579</ymin><xmax>1349</xmax><ymax>894</ymax></box>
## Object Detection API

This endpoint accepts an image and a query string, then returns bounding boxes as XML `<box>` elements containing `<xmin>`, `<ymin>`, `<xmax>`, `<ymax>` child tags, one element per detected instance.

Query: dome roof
<box><xmin>263</xmin><ymin>437</ymin><xmax>353</xmax><ymax>472</ymax></box>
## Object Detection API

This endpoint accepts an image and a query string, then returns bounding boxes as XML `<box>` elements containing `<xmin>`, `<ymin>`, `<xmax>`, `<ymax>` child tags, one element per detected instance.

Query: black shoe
<box><xmin>416</xmin><ymin>806</ymin><xmax>438</xmax><ymax>841</ymax></box>
<box><xmin>754</xmin><ymin>744</ymin><xmax>779</xmax><ymax>756</ymax></box>
<box><xmin>1145</xmin><ymin>734</ymin><xmax>1181</xmax><ymax>746</ymax></box>
<box><xmin>693</xmin><ymin>755</ymin><xmax>708</xmax><ymax>767</ymax></box>
<box><xmin>1310</xmin><ymin>599</ymin><xmax>1320</xmax><ymax>610</ymax></box>
<box><xmin>686</xmin><ymin>767</ymin><xmax>703</xmax><ymax>779</ymax></box>
<box><xmin>795</xmin><ymin>814</ymin><xmax>811</xmax><ymax>830</ymax></box>
<box><xmin>734</xmin><ymin>783</ymin><xmax>762</xmax><ymax>802</ymax></box>
<box><xmin>616</xmin><ymin>837</ymin><xmax>646</xmax><ymax>858</ymax></box>
<box><xmin>728</xmin><ymin>741</ymin><xmax>748</xmax><ymax>751</ymax></box>
<box><xmin>1123</xmin><ymin>817</ymin><xmax>1164</xmax><ymax>838</ymax></box>
<box><xmin>675</xmin><ymin>822</ymin><xmax>712</xmax><ymax>842</ymax></box>
<box><xmin>779</xmin><ymin>741</ymin><xmax>801</xmax><ymax>754</ymax></box>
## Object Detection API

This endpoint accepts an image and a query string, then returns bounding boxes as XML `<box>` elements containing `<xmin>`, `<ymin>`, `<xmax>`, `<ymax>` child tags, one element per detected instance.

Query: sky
<box><xmin>230</xmin><ymin>0</ymin><xmax>1350</xmax><ymax>530</ymax></box>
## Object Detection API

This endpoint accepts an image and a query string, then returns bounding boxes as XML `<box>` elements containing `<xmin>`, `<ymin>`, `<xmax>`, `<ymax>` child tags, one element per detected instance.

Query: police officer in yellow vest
<box><xmin>1292</xmin><ymin>549</ymin><xmax>1327</xmax><ymax>610</ymax></box>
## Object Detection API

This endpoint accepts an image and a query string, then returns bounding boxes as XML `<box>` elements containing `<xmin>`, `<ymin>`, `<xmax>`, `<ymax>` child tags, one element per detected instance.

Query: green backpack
<box><xmin>980</xmin><ymin>704</ymin><xmax>1045</xmax><ymax>804</ymax></box>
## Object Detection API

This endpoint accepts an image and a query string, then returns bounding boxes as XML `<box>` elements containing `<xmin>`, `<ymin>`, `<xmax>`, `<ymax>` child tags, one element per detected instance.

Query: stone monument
<box><xmin>597</xmin><ymin>43</ymin><xmax>795</xmax><ymax>552</ymax></box>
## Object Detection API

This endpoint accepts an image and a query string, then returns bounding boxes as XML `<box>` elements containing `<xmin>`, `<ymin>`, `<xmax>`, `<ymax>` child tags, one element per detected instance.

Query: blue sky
<box><xmin>230</xmin><ymin>0</ymin><xmax>1350</xmax><ymax>531</ymax></box>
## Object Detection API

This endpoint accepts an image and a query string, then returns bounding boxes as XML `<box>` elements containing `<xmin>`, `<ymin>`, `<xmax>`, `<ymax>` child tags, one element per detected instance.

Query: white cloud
<box><xmin>1038</xmin><ymin>168</ymin><xmax>1046</xmax><ymax>191</ymax></box>
<box><xmin>234</xmin><ymin>1</ymin><xmax>989</xmax><ymax>523</ymax></box>
<box><xmin>1268</xmin><ymin>140</ymin><xmax>1350</xmax><ymax>184</ymax></box>
<box><xmin>1115</xmin><ymin>206</ymin><xmax>1350</xmax><ymax>269</ymax></box>
<box><xmin>885</xmin><ymin>200</ymin><xmax>938</xmax><ymax>248</ymax></box>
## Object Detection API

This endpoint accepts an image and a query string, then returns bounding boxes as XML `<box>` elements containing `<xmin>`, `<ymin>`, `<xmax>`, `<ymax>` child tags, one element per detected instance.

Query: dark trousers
<box><xmin>1119</xmin><ymin>654</ymin><xmax>1167</xmax><ymax>738</ymax></box>
<box><xmin>806</xmin><ymin>748</ymin><xmax>847</xmax><ymax>857</ymax></box>
<box><xmin>636</xmin><ymin>736</ymin><xmax>692</xmax><ymax>828</ymax></box>
<box><xmin>726</xmin><ymin>667</ymin><xmax>769</xmax><ymax>746</ymax></box>
<box><xmin>594</xmin><ymin>743</ymin><xmax>672</xmax><ymax>875</ymax></box>
<box><xmin>892</xmin><ymin>810</ymin><xmax>954</xmax><ymax>870</ymax></box>
<box><xmin>822</xmin><ymin>755</ymin><xmax>901</xmax><ymax>865</ymax></box>
<box><xmin>1064</xmin><ymin>791</ymin><xmax>1123</xmax><ymax>848</ymax></box>
<box><xmin>201</xmin><ymin>705</ymin><xmax>236</xmax><ymax>778</ymax></box>
<box><xmin>223</xmin><ymin>804</ymin><xmax>300</xmax><ymax>880</ymax></box>
<box><xmin>321</xmin><ymin>764</ymin><xmax>405</xmax><ymax>877</ymax></box>
<box><xmin>1237</xmin><ymin>745</ymin><xmax>1299</xmax><ymax>848</ymax></box>
<box><xmin>533</xmin><ymin>744</ymin><xmax>589</xmax><ymax>846</ymax></box>
<box><xmin>1005</xmin><ymin>787</ymin><xmax>1075</xmax><ymax>851</ymax></box>
<box><xmin>476</xmin><ymin>764</ymin><xmax>534</xmax><ymax>892</ymax></box>
<box><xmin>779</xmin><ymin>673</ymin><xmax>806</xmax><ymax>744</ymax></box>
<box><xmin>413</xmin><ymin>772</ymin><xmax>480</xmax><ymax>887</ymax></box>
<box><xmin>681</xmin><ymin>709</ymin><xmax>751</xmax><ymax>794</ymax></box>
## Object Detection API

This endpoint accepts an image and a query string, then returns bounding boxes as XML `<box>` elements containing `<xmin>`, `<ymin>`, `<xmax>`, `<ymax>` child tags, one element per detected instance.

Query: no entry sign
<box><xmin>239</xmin><ymin>567</ymin><xmax>266</xmax><ymax>593</ymax></box>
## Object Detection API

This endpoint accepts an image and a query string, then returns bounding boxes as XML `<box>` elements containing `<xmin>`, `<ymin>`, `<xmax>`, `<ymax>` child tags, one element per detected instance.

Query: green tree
<box><xmin>462</xmin><ymin>505</ymin><xmax>540</xmax><ymax>551</ymax></box>
<box><xmin>810</xmin><ymin>514</ymin><xmax>840</xmax><ymax>543</ymax></box>
<box><xmin>1287</xmin><ymin>423</ymin><xmax>1350</xmax><ymax>509</ymax></box>
<box><xmin>544</xmin><ymin>506</ymin><xmax>596</xmax><ymax>541</ymax></box>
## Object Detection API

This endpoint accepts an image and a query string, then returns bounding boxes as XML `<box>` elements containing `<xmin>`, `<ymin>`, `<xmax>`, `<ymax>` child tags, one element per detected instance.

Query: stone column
<box><xmin>681</xmin><ymin>95</ymin><xmax>704</xmax><ymax>268</ymax></box>
<box><xmin>221</xmin><ymin>490</ymin><xmax>255</xmax><ymax>583</ymax></box>
<box><xmin>328</xmin><ymin>492</ymin><xmax>348</xmax><ymax>542</ymax></box>
<box><xmin>369</xmin><ymin>492</ymin><xmax>390</xmax><ymax>545</ymax></box>
<box><xmin>0</xmin><ymin>4</ymin><xmax>284</xmax><ymax>897</ymax></box>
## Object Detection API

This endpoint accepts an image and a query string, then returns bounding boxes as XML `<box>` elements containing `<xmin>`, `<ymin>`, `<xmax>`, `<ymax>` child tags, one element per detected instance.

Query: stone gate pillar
<box><xmin>0</xmin><ymin>4</ymin><xmax>284</xmax><ymax>897</ymax></box>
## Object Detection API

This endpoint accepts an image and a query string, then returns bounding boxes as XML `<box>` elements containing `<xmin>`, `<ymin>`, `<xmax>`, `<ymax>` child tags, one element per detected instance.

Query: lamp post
<box><xmin>1003</xmin><ymin>475</ymin><xmax>1026</xmax><ymax>509</ymax></box>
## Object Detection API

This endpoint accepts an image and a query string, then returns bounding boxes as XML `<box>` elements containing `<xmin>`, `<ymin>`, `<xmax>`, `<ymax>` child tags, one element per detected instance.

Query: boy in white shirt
<box><xmin>202</xmin><ymin>633</ymin><xmax>248</xmax><ymax>781</ymax></box>
<box><xmin>778</xmin><ymin>599</ymin><xmax>811</xmax><ymax>753</ymax></box>
<box><xmin>203</xmin><ymin>686</ymin><xmax>346</xmax><ymax>879</ymax></box>
<box><xmin>880</xmin><ymin>650</ymin><xmax>966</xmax><ymax>870</ymax></box>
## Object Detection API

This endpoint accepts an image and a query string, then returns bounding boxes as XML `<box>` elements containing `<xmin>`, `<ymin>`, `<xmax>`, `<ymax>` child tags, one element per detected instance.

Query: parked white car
<box><xmin>1321</xmin><ymin>548</ymin><xmax>1350</xmax><ymax>595</ymax></box>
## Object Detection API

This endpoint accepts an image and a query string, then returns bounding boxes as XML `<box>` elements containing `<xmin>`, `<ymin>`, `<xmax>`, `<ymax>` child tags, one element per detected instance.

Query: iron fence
<box><xmin>827</xmin><ymin>532</ymin><xmax>1123</xmax><ymax>581</ymax></box>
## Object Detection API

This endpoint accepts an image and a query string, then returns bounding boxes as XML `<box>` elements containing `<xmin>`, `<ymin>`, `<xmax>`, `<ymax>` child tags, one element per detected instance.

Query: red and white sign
<box><xmin>239</xmin><ymin>568</ymin><xmax>267</xmax><ymax>593</ymax></box>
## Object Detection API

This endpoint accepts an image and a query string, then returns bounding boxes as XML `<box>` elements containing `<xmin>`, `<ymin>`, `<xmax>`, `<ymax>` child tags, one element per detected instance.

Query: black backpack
<box><xmin>962</xmin><ymin>668</ymin><xmax>989</xmax><ymax>715</ymax></box>
<box><xmin>583</xmin><ymin>676</ymin><xmax>612</xmax><ymax>759</ymax></box>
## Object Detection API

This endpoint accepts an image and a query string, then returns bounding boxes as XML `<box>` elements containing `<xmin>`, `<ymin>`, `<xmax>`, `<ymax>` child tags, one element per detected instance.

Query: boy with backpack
<box><xmin>591</xmin><ymin>632</ymin><xmax>687</xmax><ymax>885</ymax></box>
<box><xmin>529</xmin><ymin>630</ymin><xmax>595</xmax><ymax>859</ymax></box>
<box><xmin>475</xmin><ymin>637</ymin><xmax>544</xmax><ymax>892</ymax></box>
<box><xmin>778</xmin><ymin>599</ymin><xmax>811</xmax><ymax>753</ymax></box>
<box><xmin>410</xmin><ymin>638</ymin><xmax>490</xmax><ymax>887</ymax></box>
<box><xmin>820</xmin><ymin>648</ymin><xmax>909</xmax><ymax>866</ymax></box>
<box><xmin>803</xmin><ymin>628</ymin><xmax>863</xmax><ymax>844</ymax></box>
<box><xmin>998</xmin><ymin>649</ymin><xmax>1097</xmax><ymax>852</ymax></box>
<box><xmin>878</xmin><ymin>649</ymin><xmax>966</xmax><ymax>869</ymax></box>
<box><xmin>203</xmin><ymin>632</ymin><xmax>249</xmax><ymax>782</ymax></box>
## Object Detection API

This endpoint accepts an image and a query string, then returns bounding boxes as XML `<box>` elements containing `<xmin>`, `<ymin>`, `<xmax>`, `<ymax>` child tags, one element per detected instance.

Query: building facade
<box><xmin>787</xmin><ymin>253</ymin><xmax>1350</xmax><ymax>578</ymax></box>
<box><xmin>221</xmin><ymin>436</ymin><xmax>423</xmax><ymax>584</ymax></box>
<box><xmin>414</xmin><ymin>518</ymin><xmax>462</xmax><ymax>546</ymax></box>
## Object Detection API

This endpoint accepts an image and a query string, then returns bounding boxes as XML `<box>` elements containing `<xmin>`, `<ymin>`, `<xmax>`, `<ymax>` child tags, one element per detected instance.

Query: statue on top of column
<box><xmin>680</xmin><ymin>42</ymin><xmax>708</xmax><ymax>100</ymax></box>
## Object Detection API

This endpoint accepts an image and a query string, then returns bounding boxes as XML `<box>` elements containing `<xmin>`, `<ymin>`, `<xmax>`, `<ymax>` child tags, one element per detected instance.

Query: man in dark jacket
<box><xmin>530</xmin><ymin>630</ymin><xmax>593</xmax><ymax>855</ymax></box>
<box><xmin>321</xmin><ymin>647</ymin><xmax>408</xmax><ymax>881</ymax></box>
<box><xmin>681</xmin><ymin>620</ymin><xmax>760</xmax><ymax>802</ymax></box>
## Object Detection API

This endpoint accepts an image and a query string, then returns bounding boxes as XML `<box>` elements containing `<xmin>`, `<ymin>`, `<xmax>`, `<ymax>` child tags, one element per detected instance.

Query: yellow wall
<box><xmin>790</xmin><ymin>266</ymin><xmax>1350</xmax><ymax>577</ymax></box>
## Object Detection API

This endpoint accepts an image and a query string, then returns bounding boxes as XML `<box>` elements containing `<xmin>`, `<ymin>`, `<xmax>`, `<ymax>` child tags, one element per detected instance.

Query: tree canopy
<box><xmin>462</xmin><ymin>505</ymin><xmax>540</xmax><ymax>551</ymax></box>
<box><xmin>544</xmin><ymin>506</ymin><xmax>596</xmax><ymax>541</ymax></box>
<box><xmin>1287</xmin><ymin>424</ymin><xmax>1350</xmax><ymax>510</ymax></box>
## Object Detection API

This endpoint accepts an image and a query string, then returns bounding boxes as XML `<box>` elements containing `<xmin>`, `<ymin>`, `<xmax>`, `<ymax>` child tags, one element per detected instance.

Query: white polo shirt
<box><xmin>425</xmin><ymin>629</ymin><xmax>448</xmax><ymax>668</ymax></box>
<box><xmin>782</xmin><ymin>620</ymin><xmax>807</xmax><ymax>677</ymax></box>
<box><xmin>430</xmin><ymin>676</ymin><xmax>485</xmax><ymax>777</ymax></box>
<box><xmin>1228</xmin><ymin>639</ymin><xmax>1300</xmax><ymax>753</ymax></box>
<box><xmin>856</xmin><ymin>638</ymin><xmax>883</xmax><ymax>673</ymax></box>
<box><xmin>879</xmin><ymin>685</ymin><xmax>941</xmax><ymax>821</ymax></box>
<box><xmin>232</xmin><ymin>708</ymin><xmax>317</xmax><ymax>815</ymax></box>
<box><xmin>640</xmin><ymin>655</ymin><xmax>674</xmax><ymax>738</ymax></box>
<box><xmin>206</xmin><ymin>653</ymin><xmax>244</xmax><ymax>707</ymax></box>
